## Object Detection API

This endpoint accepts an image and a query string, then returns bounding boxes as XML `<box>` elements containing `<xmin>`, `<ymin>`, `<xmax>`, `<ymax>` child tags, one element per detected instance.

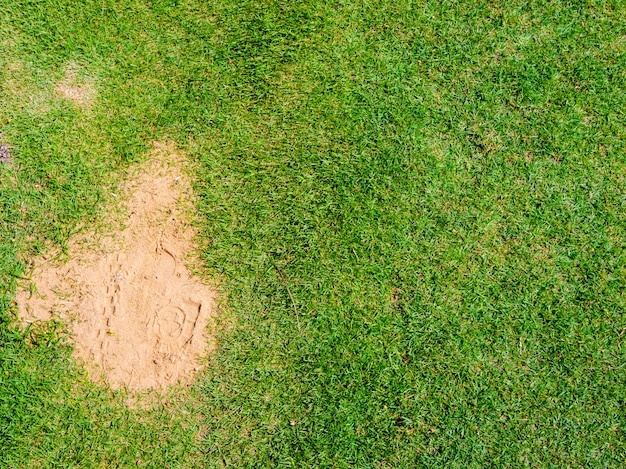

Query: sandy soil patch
<box><xmin>17</xmin><ymin>142</ymin><xmax>216</xmax><ymax>391</ymax></box>
<box><xmin>54</xmin><ymin>63</ymin><xmax>96</xmax><ymax>108</ymax></box>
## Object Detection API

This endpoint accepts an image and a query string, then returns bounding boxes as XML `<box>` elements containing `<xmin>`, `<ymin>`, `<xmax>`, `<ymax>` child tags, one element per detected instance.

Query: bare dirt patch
<box><xmin>54</xmin><ymin>63</ymin><xmax>96</xmax><ymax>108</ymax></box>
<box><xmin>17</xmin><ymin>142</ymin><xmax>216</xmax><ymax>391</ymax></box>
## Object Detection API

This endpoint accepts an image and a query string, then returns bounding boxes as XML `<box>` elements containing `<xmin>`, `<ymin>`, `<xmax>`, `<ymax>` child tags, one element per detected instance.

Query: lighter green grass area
<box><xmin>1</xmin><ymin>0</ymin><xmax>625</xmax><ymax>467</ymax></box>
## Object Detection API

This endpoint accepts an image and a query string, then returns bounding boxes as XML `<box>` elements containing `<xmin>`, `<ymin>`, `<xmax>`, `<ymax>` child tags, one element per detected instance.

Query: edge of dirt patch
<box><xmin>16</xmin><ymin>141</ymin><xmax>217</xmax><ymax>392</ymax></box>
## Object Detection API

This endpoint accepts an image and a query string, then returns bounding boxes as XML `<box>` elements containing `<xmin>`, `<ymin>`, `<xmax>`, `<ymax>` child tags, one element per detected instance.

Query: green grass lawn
<box><xmin>1</xmin><ymin>0</ymin><xmax>625</xmax><ymax>467</ymax></box>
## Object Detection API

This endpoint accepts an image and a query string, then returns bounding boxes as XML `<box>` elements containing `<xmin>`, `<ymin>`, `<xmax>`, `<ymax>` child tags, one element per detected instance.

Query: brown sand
<box><xmin>16</xmin><ymin>142</ymin><xmax>216</xmax><ymax>390</ymax></box>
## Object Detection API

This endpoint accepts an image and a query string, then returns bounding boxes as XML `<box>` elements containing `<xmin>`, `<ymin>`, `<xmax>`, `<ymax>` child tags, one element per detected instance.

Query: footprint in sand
<box><xmin>15</xmin><ymin>142</ymin><xmax>216</xmax><ymax>391</ymax></box>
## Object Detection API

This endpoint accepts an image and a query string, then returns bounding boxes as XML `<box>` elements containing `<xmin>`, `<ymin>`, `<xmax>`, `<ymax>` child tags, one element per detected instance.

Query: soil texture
<box><xmin>17</xmin><ymin>142</ymin><xmax>216</xmax><ymax>390</ymax></box>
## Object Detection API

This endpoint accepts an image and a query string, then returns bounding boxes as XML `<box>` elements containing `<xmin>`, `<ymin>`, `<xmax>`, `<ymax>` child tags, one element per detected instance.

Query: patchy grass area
<box><xmin>1</xmin><ymin>0</ymin><xmax>625</xmax><ymax>467</ymax></box>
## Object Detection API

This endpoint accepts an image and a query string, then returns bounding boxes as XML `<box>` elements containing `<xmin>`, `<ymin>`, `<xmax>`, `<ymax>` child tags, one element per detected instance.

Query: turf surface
<box><xmin>1</xmin><ymin>0</ymin><xmax>625</xmax><ymax>467</ymax></box>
